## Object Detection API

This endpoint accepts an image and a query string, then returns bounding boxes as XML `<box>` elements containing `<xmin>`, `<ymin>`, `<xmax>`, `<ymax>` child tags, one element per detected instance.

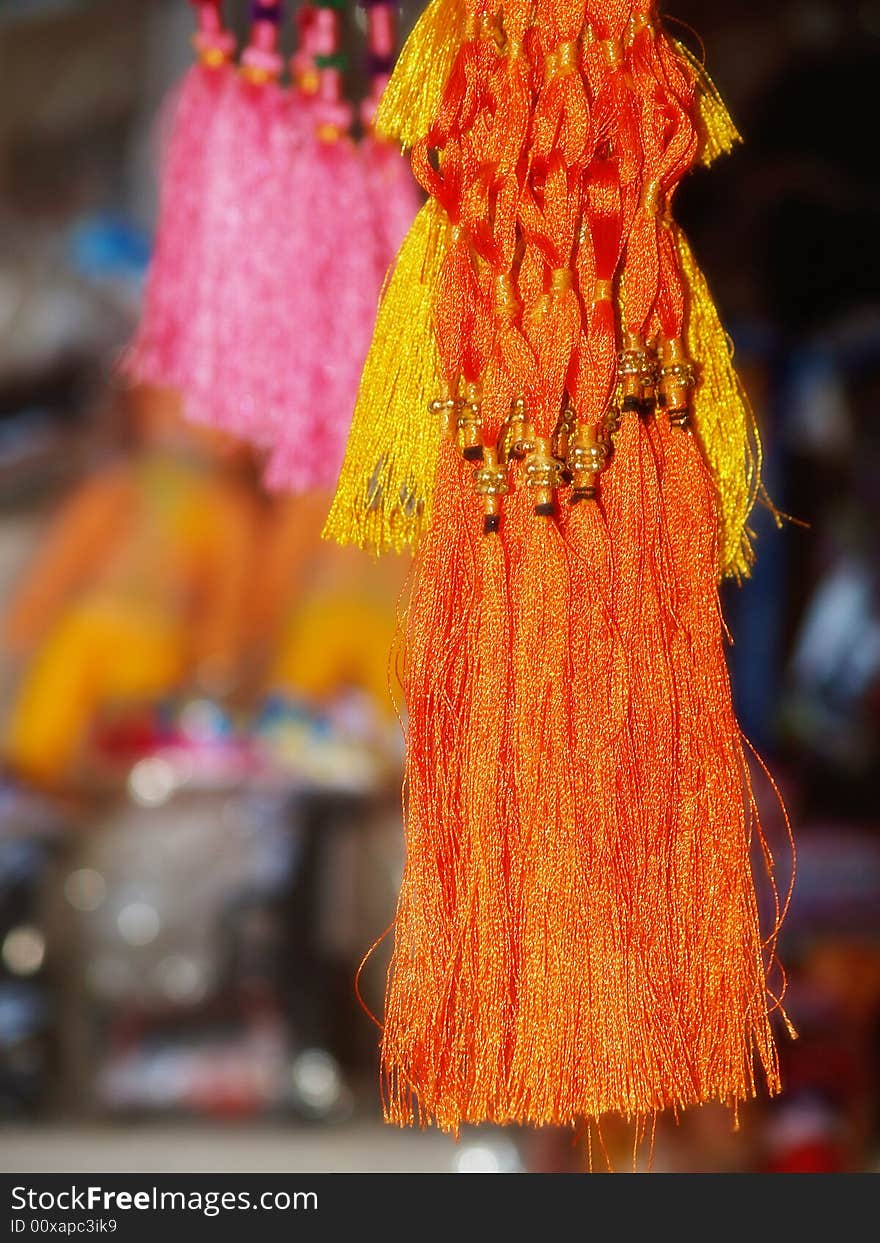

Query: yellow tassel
<box><xmin>375</xmin><ymin>0</ymin><xmax>467</xmax><ymax>149</ymax></box>
<box><xmin>673</xmin><ymin>40</ymin><xmax>742</xmax><ymax>167</ymax></box>
<box><xmin>677</xmin><ymin>227</ymin><xmax>761</xmax><ymax>581</ymax></box>
<box><xmin>323</xmin><ymin>199</ymin><xmax>448</xmax><ymax>554</ymax></box>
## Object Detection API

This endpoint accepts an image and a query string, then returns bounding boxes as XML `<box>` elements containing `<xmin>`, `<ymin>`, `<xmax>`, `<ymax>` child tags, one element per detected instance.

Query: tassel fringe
<box><xmin>673</xmin><ymin>39</ymin><xmax>743</xmax><ymax>167</ymax></box>
<box><xmin>323</xmin><ymin>200</ymin><xmax>449</xmax><ymax>553</ymax></box>
<box><xmin>375</xmin><ymin>0</ymin><xmax>467</xmax><ymax>150</ymax></box>
<box><xmin>677</xmin><ymin>227</ymin><xmax>763</xmax><ymax>580</ymax></box>
<box><xmin>350</xmin><ymin>0</ymin><xmax>789</xmax><ymax>1136</ymax></box>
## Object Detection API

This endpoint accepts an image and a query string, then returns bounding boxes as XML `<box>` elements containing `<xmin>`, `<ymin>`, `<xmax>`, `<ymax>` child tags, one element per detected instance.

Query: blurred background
<box><xmin>0</xmin><ymin>0</ymin><xmax>877</xmax><ymax>1174</ymax></box>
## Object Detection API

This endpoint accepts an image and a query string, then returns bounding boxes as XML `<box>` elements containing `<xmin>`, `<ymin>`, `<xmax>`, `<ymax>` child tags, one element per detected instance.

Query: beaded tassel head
<box><xmin>328</xmin><ymin>0</ymin><xmax>764</xmax><ymax>579</ymax></box>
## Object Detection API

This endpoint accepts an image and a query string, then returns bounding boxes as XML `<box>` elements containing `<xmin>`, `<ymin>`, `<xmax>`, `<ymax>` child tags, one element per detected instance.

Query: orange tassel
<box><xmin>600</xmin><ymin>410</ymin><xmax>699</xmax><ymax>1110</ymax></box>
<box><xmin>505</xmin><ymin>487</ymin><xmax>580</xmax><ymax>1123</ymax></box>
<box><xmin>650</xmin><ymin>414</ymin><xmax>781</xmax><ymax>1101</ymax></box>
<box><xmin>382</xmin><ymin>439</ymin><xmax>480</xmax><ymax>1129</ymax></box>
<box><xmin>458</xmin><ymin>509</ymin><xmax>517</xmax><ymax>1121</ymax></box>
<box><xmin>357</xmin><ymin>0</ymin><xmax>791</xmax><ymax>1137</ymax></box>
<box><xmin>564</xmin><ymin>486</ymin><xmax>656</xmax><ymax>1116</ymax></box>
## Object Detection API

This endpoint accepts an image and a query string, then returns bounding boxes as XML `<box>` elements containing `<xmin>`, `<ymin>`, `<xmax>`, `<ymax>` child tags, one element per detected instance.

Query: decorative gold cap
<box><xmin>525</xmin><ymin>436</ymin><xmax>564</xmax><ymax>515</ymax></box>
<box><xmin>659</xmin><ymin>338</ymin><xmax>696</xmax><ymax>427</ymax></box>
<box><xmin>568</xmin><ymin>425</ymin><xmax>610</xmax><ymax>501</ymax></box>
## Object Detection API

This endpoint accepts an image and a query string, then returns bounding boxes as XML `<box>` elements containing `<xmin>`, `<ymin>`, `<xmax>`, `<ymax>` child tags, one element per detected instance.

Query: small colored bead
<box><xmin>250</xmin><ymin>1</ymin><xmax>283</xmax><ymax>22</ymax></box>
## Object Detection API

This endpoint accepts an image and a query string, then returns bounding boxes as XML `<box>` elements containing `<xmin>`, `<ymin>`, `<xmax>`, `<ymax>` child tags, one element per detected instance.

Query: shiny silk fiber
<box><xmin>331</xmin><ymin>0</ymin><xmax>792</xmax><ymax>1135</ymax></box>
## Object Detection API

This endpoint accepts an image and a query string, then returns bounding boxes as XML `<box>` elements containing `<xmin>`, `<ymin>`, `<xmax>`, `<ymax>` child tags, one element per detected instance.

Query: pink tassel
<box><xmin>184</xmin><ymin>7</ymin><xmax>291</xmax><ymax>440</ymax></box>
<box><xmin>127</xmin><ymin>0</ymin><xmax>419</xmax><ymax>498</ymax></box>
<box><xmin>122</xmin><ymin>2</ymin><xmax>235</xmax><ymax>391</ymax></box>
<box><xmin>263</xmin><ymin>118</ymin><xmax>378</xmax><ymax>493</ymax></box>
<box><xmin>184</xmin><ymin>87</ymin><xmax>288</xmax><ymax>438</ymax></box>
<box><xmin>263</xmin><ymin>136</ymin><xmax>419</xmax><ymax>493</ymax></box>
<box><xmin>262</xmin><ymin>4</ymin><xmax>419</xmax><ymax>495</ymax></box>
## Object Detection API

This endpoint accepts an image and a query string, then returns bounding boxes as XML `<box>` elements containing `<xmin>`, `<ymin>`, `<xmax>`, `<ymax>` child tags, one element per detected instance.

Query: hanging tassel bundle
<box><xmin>264</xmin><ymin>0</ymin><xmax>421</xmax><ymax>493</ymax></box>
<box><xmin>497</xmin><ymin>0</ymin><xmax>595</xmax><ymax>1118</ymax></box>
<box><xmin>338</xmin><ymin>1</ymin><xmax>763</xmax><ymax>569</ymax></box>
<box><xmin>122</xmin><ymin>1</ymin><xmax>236</xmax><ymax>391</ymax></box>
<box><xmin>676</xmin><ymin>227</ymin><xmax>763</xmax><ymax>579</ymax></box>
<box><xmin>322</xmin><ymin>198</ymin><xmax>447</xmax><ymax>551</ymax></box>
<box><xmin>262</xmin><ymin>2</ymin><xmax>376</xmax><ymax>492</ymax></box>
<box><xmin>184</xmin><ymin>1</ymin><xmax>291</xmax><ymax>438</ymax></box>
<box><xmin>590</xmin><ymin>10</ymin><xmax>701</xmax><ymax>1104</ymax></box>
<box><xmin>125</xmin><ymin>0</ymin><xmax>419</xmax><ymax>498</ymax></box>
<box><xmin>564</xmin><ymin>146</ymin><xmax>646</xmax><ymax>1110</ymax></box>
<box><xmin>330</xmin><ymin>0</ymin><xmax>790</xmax><ymax>1133</ymax></box>
<box><xmin>323</xmin><ymin>0</ymin><xmax>498</xmax><ymax>551</ymax></box>
<box><xmin>126</xmin><ymin>0</ymin><xmax>307</xmax><ymax>435</ymax></box>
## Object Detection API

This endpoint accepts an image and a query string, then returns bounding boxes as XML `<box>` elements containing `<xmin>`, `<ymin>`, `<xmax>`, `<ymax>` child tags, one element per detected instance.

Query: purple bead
<box><xmin>251</xmin><ymin>1</ymin><xmax>282</xmax><ymax>23</ymax></box>
<box><xmin>366</xmin><ymin>51</ymin><xmax>394</xmax><ymax>76</ymax></box>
